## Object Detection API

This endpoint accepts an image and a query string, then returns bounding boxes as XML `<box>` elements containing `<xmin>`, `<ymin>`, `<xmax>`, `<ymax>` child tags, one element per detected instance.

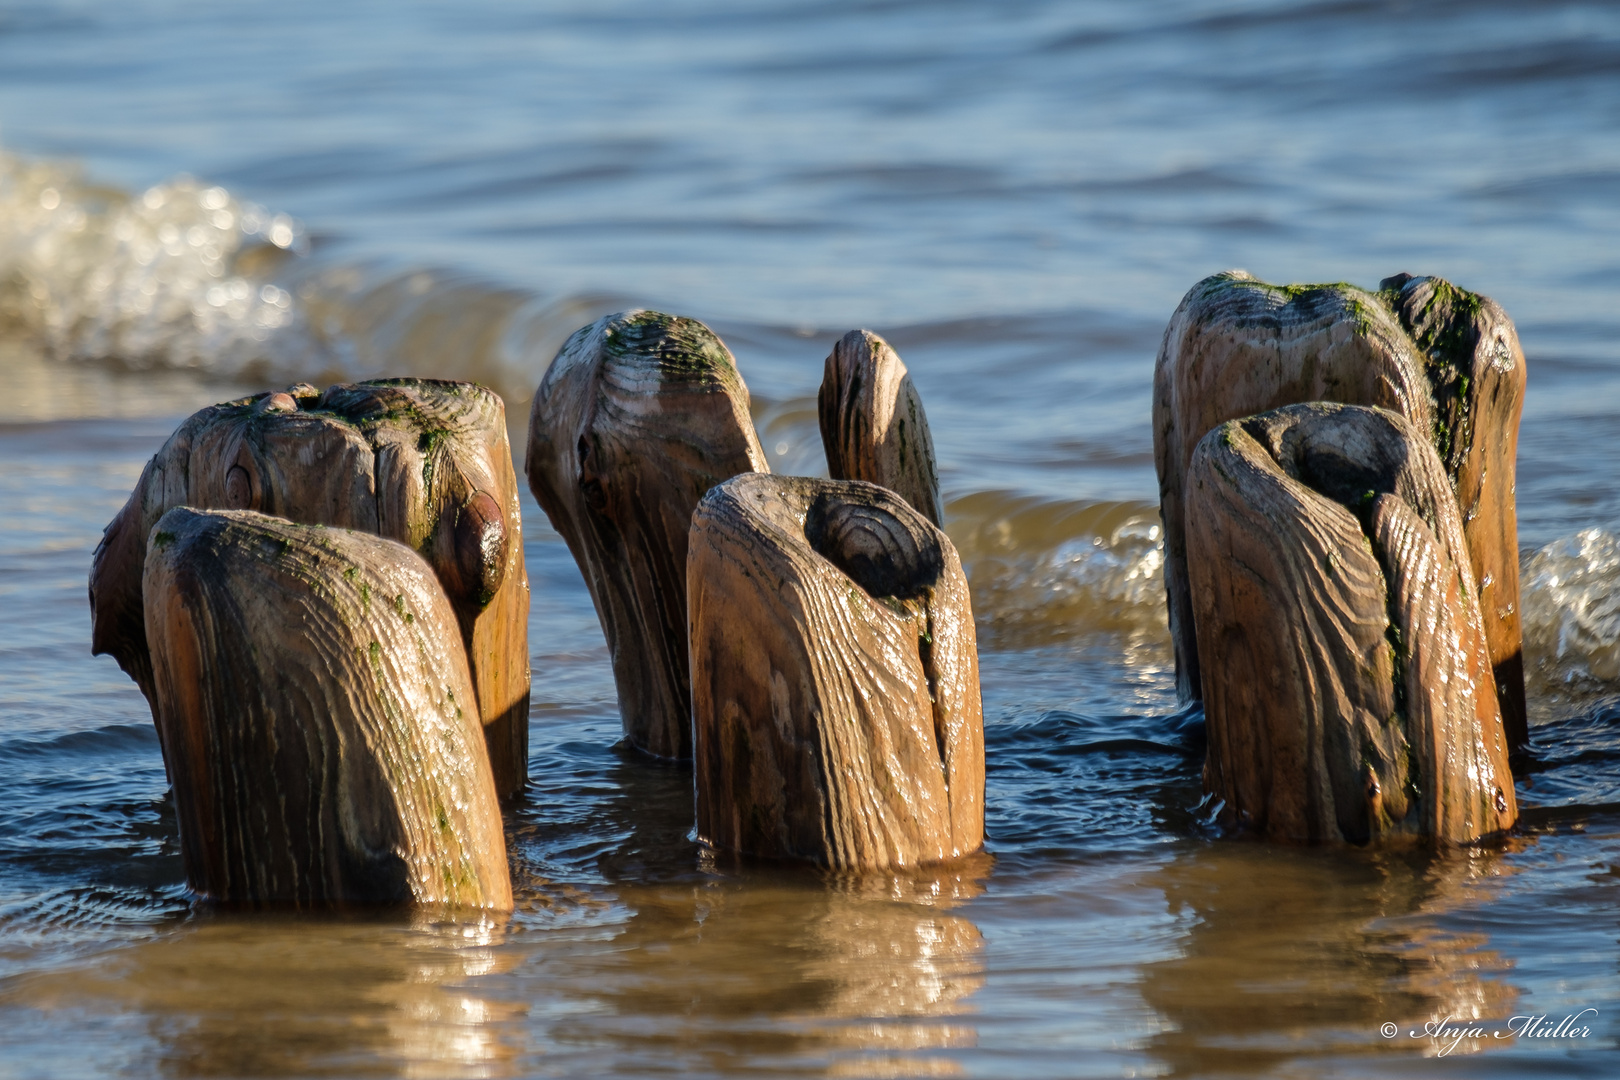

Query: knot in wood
<box><xmin>805</xmin><ymin>491</ymin><xmax>943</xmax><ymax>602</ymax></box>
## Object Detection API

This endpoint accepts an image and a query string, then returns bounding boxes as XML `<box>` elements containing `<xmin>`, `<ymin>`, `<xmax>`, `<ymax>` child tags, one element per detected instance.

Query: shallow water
<box><xmin>2</xmin><ymin>2</ymin><xmax>1619</xmax><ymax>1077</ymax></box>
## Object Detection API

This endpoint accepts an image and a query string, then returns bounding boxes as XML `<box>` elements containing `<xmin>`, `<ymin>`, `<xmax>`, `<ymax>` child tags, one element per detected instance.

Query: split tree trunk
<box><xmin>142</xmin><ymin>507</ymin><xmax>512</xmax><ymax>909</ymax></box>
<box><xmin>1153</xmin><ymin>272</ymin><xmax>1527</xmax><ymax>747</ymax></box>
<box><xmin>526</xmin><ymin>311</ymin><xmax>768</xmax><ymax>759</ymax></box>
<box><xmin>89</xmin><ymin>378</ymin><xmax>532</xmax><ymax>798</ymax></box>
<box><xmin>688</xmin><ymin>473</ymin><xmax>984</xmax><ymax>869</ymax></box>
<box><xmin>819</xmin><ymin>329</ymin><xmax>944</xmax><ymax>527</ymax></box>
<box><xmin>1184</xmin><ymin>403</ymin><xmax>1516</xmax><ymax>844</ymax></box>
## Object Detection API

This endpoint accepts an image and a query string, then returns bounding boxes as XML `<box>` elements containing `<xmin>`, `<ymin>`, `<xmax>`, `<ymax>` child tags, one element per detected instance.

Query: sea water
<box><xmin>1</xmin><ymin>2</ymin><xmax>1618</xmax><ymax>1077</ymax></box>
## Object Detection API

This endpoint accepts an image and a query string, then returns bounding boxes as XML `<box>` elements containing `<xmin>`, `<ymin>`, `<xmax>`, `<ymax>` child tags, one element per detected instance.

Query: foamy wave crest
<box><xmin>947</xmin><ymin>492</ymin><xmax>1168</xmax><ymax>647</ymax></box>
<box><xmin>0</xmin><ymin>149</ymin><xmax>320</xmax><ymax>373</ymax></box>
<box><xmin>1522</xmin><ymin>528</ymin><xmax>1620</xmax><ymax>698</ymax></box>
<box><xmin>0</xmin><ymin>150</ymin><xmax>635</xmax><ymax>416</ymax></box>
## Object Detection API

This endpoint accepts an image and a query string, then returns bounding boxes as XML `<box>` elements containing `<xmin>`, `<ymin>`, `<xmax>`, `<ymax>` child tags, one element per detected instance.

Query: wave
<box><xmin>1521</xmin><ymin>528</ymin><xmax>1620</xmax><ymax>712</ymax></box>
<box><xmin>0</xmin><ymin>150</ymin><xmax>309</xmax><ymax>369</ymax></box>
<box><xmin>1</xmin><ymin>722</ymin><xmax>160</xmax><ymax>760</ymax></box>
<box><xmin>946</xmin><ymin>492</ymin><xmax>1168</xmax><ymax>649</ymax></box>
<box><xmin>0</xmin><ymin>148</ymin><xmax>624</xmax><ymax>411</ymax></box>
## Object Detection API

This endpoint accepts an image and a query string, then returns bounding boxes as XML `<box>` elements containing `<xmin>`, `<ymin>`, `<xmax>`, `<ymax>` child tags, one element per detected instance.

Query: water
<box><xmin>2</xmin><ymin>2</ymin><xmax>1619</xmax><ymax>1076</ymax></box>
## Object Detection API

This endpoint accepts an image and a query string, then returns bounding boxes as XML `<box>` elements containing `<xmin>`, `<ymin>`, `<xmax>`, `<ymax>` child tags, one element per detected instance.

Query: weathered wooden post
<box><xmin>526</xmin><ymin>311</ymin><xmax>768</xmax><ymax>759</ymax></box>
<box><xmin>1154</xmin><ymin>272</ymin><xmax>1527</xmax><ymax>747</ymax></box>
<box><xmin>819</xmin><ymin>329</ymin><xmax>944</xmax><ymax>527</ymax></box>
<box><xmin>1185</xmin><ymin>403</ymin><xmax>1516</xmax><ymax>844</ymax></box>
<box><xmin>89</xmin><ymin>378</ymin><xmax>531</xmax><ymax>797</ymax></box>
<box><xmin>688</xmin><ymin>473</ymin><xmax>984</xmax><ymax>869</ymax></box>
<box><xmin>143</xmin><ymin>507</ymin><xmax>512</xmax><ymax>909</ymax></box>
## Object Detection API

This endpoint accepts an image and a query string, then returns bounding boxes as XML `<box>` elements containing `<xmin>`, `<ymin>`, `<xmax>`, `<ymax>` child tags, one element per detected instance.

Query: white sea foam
<box><xmin>947</xmin><ymin>494</ymin><xmax>1169</xmax><ymax>647</ymax></box>
<box><xmin>1029</xmin><ymin>521</ymin><xmax>1165</xmax><ymax>616</ymax></box>
<box><xmin>1522</xmin><ymin>528</ymin><xmax>1620</xmax><ymax>692</ymax></box>
<box><xmin>0</xmin><ymin>150</ymin><xmax>318</xmax><ymax>374</ymax></box>
<box><xmin>0</xmin><ymin>149</ymin><xmax>634</xmax><ymax>413</ymax></box>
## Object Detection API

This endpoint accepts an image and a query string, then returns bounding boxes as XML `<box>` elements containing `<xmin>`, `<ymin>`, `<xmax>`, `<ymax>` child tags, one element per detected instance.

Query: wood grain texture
<box><xmin>688</xmin><ymin>474</ymin><xmax>983</xmax><ymax>870</ymax></box>
<box><xmin>526</xmin><ymin>310</ymin><xmax>768</xmax><ymax>759</ymax></box>
<box><xmin>1380</xmin><ymin>273</ymin><xmax>1527</xmax><ymax>749</ymax></box>
<box><xmin>142</xmin><ymin>507</ymin><xmax>512</xmax><ymax>909</ymax></box>
<box><xmin>819</xmin><ymin>329</ymin><xmax>943</xmax><ymax>527</ymax></box>
<box><xmin>1185</xmin><ymin>403</ymin><xmax>1516</xmax><ymax>844</ymax></box>
<box><xmin>1153</xmin><ymin>272</ymin><xmax>1527</xmax><ymax>748</ymax></box>
<box><xmin>89</xmin><ymin>378</ymin><xmax>532</xmax><ymax>797</ymax></box>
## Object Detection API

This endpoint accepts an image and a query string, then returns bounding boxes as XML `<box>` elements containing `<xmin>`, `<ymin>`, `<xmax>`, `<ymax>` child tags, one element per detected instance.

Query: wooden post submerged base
<box><xmin>142</xmin><ymin>507</ymin><xmax>513</xmax><ymax>910</ymax></box>
<box><xmin>688</xmin><ymin>474</ymin><xmax>984</xmax><ymax>870</ymax></box>
<box><xmin>526</xmin><ymin>310</ymin><xmax>768</xmax><ymax>760</ymax></box>
<box><xmin>1185</xmin><ymin>403</ymin><xmax>1516</xmax><ymax>845</ymax></box>
<box><xmin>90</xmin><ymin>378</ymin><xmax>531</xmax><ymax>798</ymax></box>
<box><xmin>1153</xmin><ymin>272</ymin><xmax>1527</xmax><ymax>748</ymax></box>
<box><xmin>819</xmin><ymin>329</ymin><xmax>943</xmax><ymax>528</ymax></box>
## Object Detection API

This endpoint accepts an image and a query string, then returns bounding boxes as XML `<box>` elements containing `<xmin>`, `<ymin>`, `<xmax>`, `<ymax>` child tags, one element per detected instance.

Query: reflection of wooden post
<box><xmin>143</xmin><ymin>508</ymin><xmax>512</xmax><ymax>909</ymax></box>
<box><xmin>1154</xmin><ymin>272</ymin><xmax>1526</xmax><ymax>748</ymax></box>
<box><xmin>688</xmin><ymin>474</ymin><xmax>983</xmax><ymax>869</ymax></box>
<box><xmin>819</xmin><ymin>329</ymin><xmax>943</xmax><ymax>527</ymax></box>
<box><xmin>1137</xmin><ymin>841</ymin><xmax>1522</xmax><ymax>1075</ymax></box>
<box><xmin>526</xmin><ymin>311</ymin><xmax>768</xmax><ymax>759</ymax></box>
<box><xmin>1185</xmin><ymin>403</ymin><xmax>1516</xmax><ymax>844</ymax></box>
<box><xmin>89</xmin><ymin>379</ymin><xmax>531</xmax><ymax>798</ymax></box>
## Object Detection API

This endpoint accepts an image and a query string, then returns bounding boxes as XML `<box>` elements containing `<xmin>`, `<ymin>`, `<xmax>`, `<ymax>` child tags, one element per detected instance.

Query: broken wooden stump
<box><xmin>1154</xmin><ymin>272</ymin><xmax>1527</xmax><ymax>748</ymax></box>
<box><xmin>819</xmin><ymin>329</ymin><xmax>943</xmax><ymax>527</ymax></box>
<box><xmin>688</xmin><ymin>473</ymin><xmax>984</xmax><ymax>870</ymax></box>
<box><xmin>1185</xmin><ymin>403</ymin><xmax>1516</xmax><ymax>844</ymax></box>
<box><xmin>526</xmin><ymin>310</ymin><xmax>768</xmax><ymax>759</ymax></box>
<box><xmin>142</xmin><ymin>507</ymin><xmax>512</xmax><ymax>909</ymax></box>
<box><xmin>89</xmin><ymin>378</ymin><xmax>531</xmax><ymax>798</ymax></box>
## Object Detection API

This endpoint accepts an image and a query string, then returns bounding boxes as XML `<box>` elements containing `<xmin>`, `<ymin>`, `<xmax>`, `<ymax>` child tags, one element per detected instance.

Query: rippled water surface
<box><xmin>2</xmin><ymin>2</ymin><xmax>1619</xmax><ymax>1077</ymax></box>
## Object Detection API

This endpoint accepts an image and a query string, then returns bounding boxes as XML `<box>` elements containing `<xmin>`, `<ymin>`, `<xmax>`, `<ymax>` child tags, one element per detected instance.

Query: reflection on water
<box><xmin>1140</xmin><ymin>842</ymin><xmax>1527</xmax><ymax>1076</ymax></box>
<box><xmin>505</xmin><ymin>741</ymin><xmax>991</xmax><ymax>1078</ymax></box>
<box><xmin>567</xmin><ymin>864</ymin><xmax>988</xmax><ymax>1078</ymax></box>
<box><xmin>12</xmin><ymin>849</ymin><xmax>982</xmax><ymax>1078</ymax></box>
<box><xmin>11</xmin><ymin>910</ymin><xmax>522</xmax><ymax>1080</ymax></box>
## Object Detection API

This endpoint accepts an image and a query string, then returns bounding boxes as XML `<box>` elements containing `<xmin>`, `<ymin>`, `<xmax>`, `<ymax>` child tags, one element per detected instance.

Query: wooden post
<box><xmin>142</xmin><ymin>507</ymin><xmax>512</xmax><ymax>909</ymax></box>
<box><xmin>525</xmin><ymin>311</ymin><xmax>768</xmax><ymax>759</ymax></box>
<box><xmin>819</xmin><ymin>329</ymin><xmax>944</xmax><ymax>527</ymax></box>
<box><xmin>1380</xmin><ymin>273</ymin><xmax>1527</xmax><ymax>750</ymax></box>
<box><xmin>90</xmin><ymin>378</ymin><xmax>532</xmax><ymax>798</ymax></box>
<box><xmin>1185</xmin><ymin>403</ymin><xmax>1516</xmax><ymax>844</ymax></box>
<box><xmin>1154</xmin><ymin>272</ymin><xmax>1527</xmax><ymax>748</ymax></box>
<box><xmin>688</xmin><ymin>473</ymin><xmax>984</xmax><ymax>869</ymax></box>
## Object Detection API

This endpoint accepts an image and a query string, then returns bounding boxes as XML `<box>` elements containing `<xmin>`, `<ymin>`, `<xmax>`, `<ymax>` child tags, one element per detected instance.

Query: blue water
<box><xmin>1</xmin><ymin>2</ymin><xmax>1619</xmax><ymax>1077</ymax></box>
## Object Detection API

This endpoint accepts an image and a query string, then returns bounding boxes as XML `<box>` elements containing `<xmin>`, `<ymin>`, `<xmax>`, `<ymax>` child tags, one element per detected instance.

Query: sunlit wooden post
<box><xmin>1153</xmin><ymin>272</ymin><xmax>1527</xmax><ymax>747</ymax></box>
<box><xmin>525</xmin><ymin>310</ymin><xmax>768</xmax><ymax>759</ymax></box>
<box><xmin>819</xmin><ymin>329</ymin><xmax>944</xmax><ymax>527</ymax></box>
<box><xmin>143</xmin><ymin>507</ymin><xmax>512</xmax><ymax>909</ymax></box>
<box><xmin>89</xmin><ymin>378</ymin><xmax>531</xmax><ymax>797</ymax></box>
<box><xmin>1185</xmin><ymin>403</ymin><xmax>1516</xmax><ymax>844</ymax></box>
<box><xmin>688</xmin><ymin>473</ymin><xmax>984</xmax><ymax>869</ymax></box>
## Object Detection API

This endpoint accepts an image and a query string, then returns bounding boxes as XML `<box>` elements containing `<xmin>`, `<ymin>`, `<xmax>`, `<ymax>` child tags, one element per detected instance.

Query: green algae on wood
<box><xmin>1152</xmin><ymin>270</ymin><xmax>1527</xmax><ymax>749</ymax></box>
<box><xmin>142</xmin><ymin>507</ymin><xmax>512</xmax><ymax>909</ymax></box>
<box><xmin>89</xmin><ymin>377</ymin><xmax>532</xmax><ymax>798</ymax></box>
